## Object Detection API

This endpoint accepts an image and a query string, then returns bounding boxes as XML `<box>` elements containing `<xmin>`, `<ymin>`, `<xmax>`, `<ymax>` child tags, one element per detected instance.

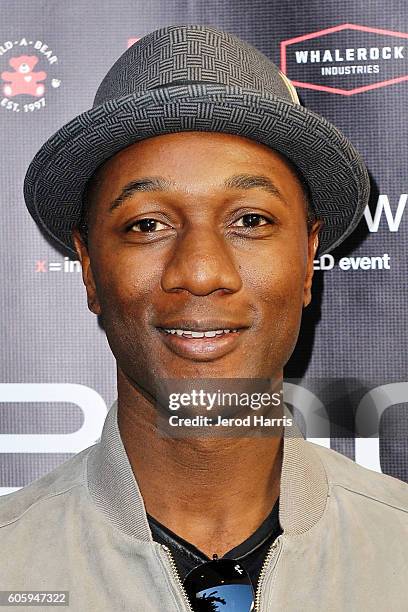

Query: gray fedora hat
<box><xmin>23</xmin><ymin>24</ymin><xmax>370</xmax><ymax>257</ymax></box>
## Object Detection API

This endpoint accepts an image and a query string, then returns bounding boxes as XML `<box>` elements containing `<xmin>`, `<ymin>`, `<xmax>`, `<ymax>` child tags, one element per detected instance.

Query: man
<box><xmin>1</xmin><ymin>24</ymin><xmax>407</xmax><ymax>611</ymax></box>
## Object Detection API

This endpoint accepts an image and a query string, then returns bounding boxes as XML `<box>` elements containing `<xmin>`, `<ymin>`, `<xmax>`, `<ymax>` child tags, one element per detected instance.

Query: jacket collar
<box><xmin>86</xmin><ymin>400</ymin><xmax>329</xmax><ymax>541</ymax></box>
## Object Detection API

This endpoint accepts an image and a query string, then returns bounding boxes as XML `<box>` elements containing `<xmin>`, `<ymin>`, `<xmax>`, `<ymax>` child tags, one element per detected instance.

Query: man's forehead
<box><xmin>85</xmin><ymin>132</ymin><xmax>306</xmax><ymax>209</ymax></box>
<box><xmin>92</xmin><ymin>131</ymin><xmax>295</xmax><ymax>178</ymax></box>
<box><xmin>107</xmin><ymin>173</ymin><xmax>290</xmax><ymax>214</ymax></box>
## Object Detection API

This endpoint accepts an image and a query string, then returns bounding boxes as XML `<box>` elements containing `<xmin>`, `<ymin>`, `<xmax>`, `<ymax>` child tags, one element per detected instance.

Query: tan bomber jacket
<box><xmin>0</xmin><ymin>400</ymin><xmax>407</xmax><ymax>611</ymax></box>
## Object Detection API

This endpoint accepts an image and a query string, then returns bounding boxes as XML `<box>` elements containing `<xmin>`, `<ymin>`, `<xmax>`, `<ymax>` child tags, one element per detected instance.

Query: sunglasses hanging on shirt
<box><xmin>183</xmin><ymin>554</ymin><xmax>255</xmax><ymax>611</ymax></box>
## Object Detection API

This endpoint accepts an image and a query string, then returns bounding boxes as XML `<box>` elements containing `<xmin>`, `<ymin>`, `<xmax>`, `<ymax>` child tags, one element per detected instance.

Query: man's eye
<box><xmin>127</xmin><ymin>218</ymin><xmax>168</xmax><ymax>232</ymax></box>
<box><xmin>126</xmin><ymin>214</ymin><xmax>273</xmax><ymax>233</ymax></box>
<box><xmin>233</xmin><ymin>213</ymin><xmax>272</xmax><ymax>228</ymax></box>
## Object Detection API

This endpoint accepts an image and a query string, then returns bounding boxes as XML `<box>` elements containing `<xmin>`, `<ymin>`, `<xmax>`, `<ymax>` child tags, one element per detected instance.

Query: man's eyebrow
<box><xmin>223</xmin><ymin>174</ymin><xmax>286</xmax><ymax>203</ymax></box>
<box><xmin>109</xmin><ymin>177</ymin><xmax>174</xmax><ymax>212</ymax></box>
<box><xmin>108</xmin><ymin>173</ymin><xmax>286</xmax><ymax>213</ymax></box>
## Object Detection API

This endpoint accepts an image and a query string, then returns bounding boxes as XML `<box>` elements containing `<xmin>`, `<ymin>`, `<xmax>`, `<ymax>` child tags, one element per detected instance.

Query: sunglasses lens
<box><xmin>183</xmin><ymin>558</ymin><xmax>255</xmax><ymax>611</ymax></box>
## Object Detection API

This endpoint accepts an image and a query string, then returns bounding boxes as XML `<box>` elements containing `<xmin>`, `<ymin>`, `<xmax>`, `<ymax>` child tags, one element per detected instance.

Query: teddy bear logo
<box><xmin>1</xmin><ymin>54</ymin><xmax>47</xmax><ymax>97</ymax></box>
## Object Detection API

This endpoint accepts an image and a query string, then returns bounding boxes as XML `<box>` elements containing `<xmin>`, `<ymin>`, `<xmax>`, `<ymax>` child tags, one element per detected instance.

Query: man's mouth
<box><xmin>155</xmin><ymin>323</ymin><xmax>248</xmax><ymax>360</ymax></box>
<box><xmin>161</xmin><ymin>328</ymin><xmax>239</xmax><ymax>338</ymax></box>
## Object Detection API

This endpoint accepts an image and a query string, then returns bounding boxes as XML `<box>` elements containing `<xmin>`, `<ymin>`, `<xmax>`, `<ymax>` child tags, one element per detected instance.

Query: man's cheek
<box><xmin>263</xmin><ymin>285</ymin><xmax>304</xmax><ymax>342</ymax></box>
<box><xmin>95</xmin><ymin>270</ymin><xmax>144</xmax><ymax>308</ymax></box>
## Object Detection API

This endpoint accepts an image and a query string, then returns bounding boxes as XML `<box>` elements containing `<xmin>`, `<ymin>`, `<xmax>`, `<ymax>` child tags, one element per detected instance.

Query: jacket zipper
<box><xmin>163</xmin><ymin>536</ymin><xmax>282</xmax><ymax>612</ymax></box>
<box><xmin>254</xmin><ymin>536</ymin><xmax>282</xmax><ymax>611</ymax></box>
<box><xmin>162</xmin><ymin>544</ymin><xmax>194</xmax><ymax>611</ymax></box>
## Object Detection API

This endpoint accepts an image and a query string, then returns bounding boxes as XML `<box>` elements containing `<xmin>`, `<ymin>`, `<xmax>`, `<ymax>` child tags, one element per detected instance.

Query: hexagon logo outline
<box><xmin>280</xmin><ymin>23</ymin><xmax>408</xmax><ymax>96</ymax></box>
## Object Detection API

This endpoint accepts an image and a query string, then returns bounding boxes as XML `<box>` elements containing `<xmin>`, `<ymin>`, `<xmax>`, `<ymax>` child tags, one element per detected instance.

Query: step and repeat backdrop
<box><xmin>0</xmin><ymin>0</ymin><xmax>407</xmax><ymax>495</ymax></box>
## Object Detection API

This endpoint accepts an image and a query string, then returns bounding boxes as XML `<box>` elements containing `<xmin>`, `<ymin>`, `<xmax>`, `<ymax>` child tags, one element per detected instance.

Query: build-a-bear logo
<box><xmin>0</xmin><ymin>37</ymin><xmax>61</xmax><ymax>113</ymax></box>
<box><xmin>2</xmin><ymin>55</ymin><xmax>46</xmax><ymax>97</ymax></box>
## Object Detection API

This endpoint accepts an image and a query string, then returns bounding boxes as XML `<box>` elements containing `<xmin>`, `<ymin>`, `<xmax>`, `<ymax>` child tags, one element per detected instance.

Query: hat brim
<box><xmin>23</xmin><ymin>83</ymin><xmax>370</xmax><ymax>257</ymax></box>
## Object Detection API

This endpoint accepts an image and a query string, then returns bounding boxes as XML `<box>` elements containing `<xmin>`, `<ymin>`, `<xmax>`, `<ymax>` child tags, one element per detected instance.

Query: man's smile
<box><xmin>156</xmin><ymin>325</ymin><xmax>247</xmax><ymax>360</ymax></box>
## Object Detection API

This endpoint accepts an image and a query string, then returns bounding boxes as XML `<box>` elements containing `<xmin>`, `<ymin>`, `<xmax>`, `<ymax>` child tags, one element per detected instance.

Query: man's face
<box><xmin>72</xmin><ymin>132</ymin><xmax>320</xmax><ymax>395</ymax></box>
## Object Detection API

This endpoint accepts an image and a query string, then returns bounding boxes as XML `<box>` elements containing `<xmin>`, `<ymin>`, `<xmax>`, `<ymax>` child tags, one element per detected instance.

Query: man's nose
<box><xmin>160</xmin><ymin>225</ymin><xmax>243</xmax><ymax>295</ymax></box>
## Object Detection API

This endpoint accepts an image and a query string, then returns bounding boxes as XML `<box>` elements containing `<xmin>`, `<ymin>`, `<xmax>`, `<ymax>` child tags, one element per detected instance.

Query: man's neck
<box><xmin>117</xmin><ymin>369</ymin><xmax>283</xmax><ymax>558</ymax></box>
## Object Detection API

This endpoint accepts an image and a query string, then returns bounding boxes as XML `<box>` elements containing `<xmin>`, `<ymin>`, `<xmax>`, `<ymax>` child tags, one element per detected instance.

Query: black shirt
<box><xmin>147</xmin><ymin>498</ymin><xmax>281</xmax><ymax>591</ymax></box>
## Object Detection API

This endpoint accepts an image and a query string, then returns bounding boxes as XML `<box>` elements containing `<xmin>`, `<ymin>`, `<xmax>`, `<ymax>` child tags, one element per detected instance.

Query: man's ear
<box><xmin>303</xmin><ymin>220</ymin><xmax>323</xmax><ymax>308</ymax></box>
<box><xmin>72</xmin><ymin>227</ymin><xmax>101</xmax><ymax>316</ymax></box>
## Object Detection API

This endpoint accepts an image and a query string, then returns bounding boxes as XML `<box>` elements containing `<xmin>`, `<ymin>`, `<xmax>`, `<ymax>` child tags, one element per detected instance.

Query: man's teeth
<box><xmin>163</xmin><ymin>329</ymin><xmax>238</xmax><ymax>338</ymax></box>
